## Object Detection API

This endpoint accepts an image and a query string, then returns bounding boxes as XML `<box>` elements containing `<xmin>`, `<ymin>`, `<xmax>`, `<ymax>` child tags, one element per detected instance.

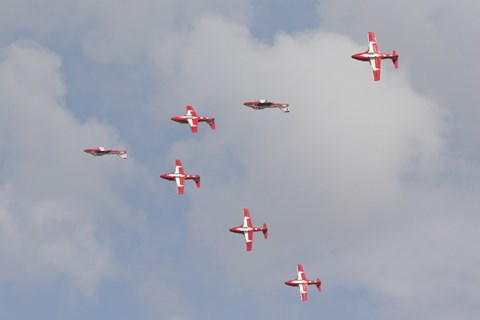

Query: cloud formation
<box><xmin>1</xmin><ymin>1</ymin><xmax>480</xmax><ymax>319</ymax></box>
<box><xmin>0</xmin><ymin>42</ymin><xmax>133</xmax><ymax>294</ymax></box>
<box><xmin>149</xmin><ymin>16</ymin><xmax>479</xmax><ymax>319</ymax></box>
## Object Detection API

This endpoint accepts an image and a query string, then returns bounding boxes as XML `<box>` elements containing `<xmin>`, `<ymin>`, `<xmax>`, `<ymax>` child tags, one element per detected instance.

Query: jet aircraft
<box><xmin>84</xmin><ymin>147</ymin><xmax>127</xmax><ymax>159</ymax></box>
<box><xmin>284</xmin><ymin>264</ymin><xmax>321</xmax><ymax>301</ymax></box>
<box><xmin>229</xmin><ymin>208</ymin><xmax>268</xmax><ymax>251</ymax></box>
<box><xmin>243</xmin><ymin>100</ymin><xmax>290</xmax><ymax>112</ymax></box>
<box><xmin>160</xmin><ymin>159</ymin><xmax>200</xmax><ymax>194</ymax></box>
<box><xmin>351</xmin><ymin>32</ymin><xmax>399</xmax><ymax>81</ymax></box>
<box><xmin>171</xmin><ymin>105</ymin><xmax>215</xmax><ymax>133</ymax></box>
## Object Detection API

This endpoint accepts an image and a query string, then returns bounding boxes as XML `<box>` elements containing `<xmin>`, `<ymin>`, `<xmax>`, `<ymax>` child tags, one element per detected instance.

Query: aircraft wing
<box><xmin>300</xmin><ymin>283</ymin><xmax>308</xmax><ymax>301</ymax></box>
<box><xmin>244</xmin><ymin>230</ymin><xmax>253</xmax><ymax>251</ymax></box>
<box><xmin>297</xmin><ymin>264</ymin><xmax>307</xmax><ymax>281</ymax></box>
<box><xmin>186</xmin><ymin>106</ymin><xmax>199</xmax><ymax>133</ymax></box>
<box><xmin>186</xmin><ymin>106</ymin><xmax>198</xmax><ymax>117</ymax></box>
<box><xmin>243</xmin><ymin>208</ymin><xmax>253</xmax><ymax>228</ymax></box>
<box><xmin>175</xmin><ymin>176</ymin><xmax>185</xmax><ymax>194</ymax></box>
<box><xmin>187</xmin><ymin>118</ymin><xmax>199</xmax><ymax>133</ymax></box>
<box><xmin>367</xmin><ymin>32</ymin><xmax>379</xmax><ymax>53</ymax></box>
<box><xmin>258</xmin><ymin>101</ymin><xmax>272</xmax><ymax>106</ymax></box>
<box><xmin>369</xmin><ymin>57</ymin><xmax>382</xmax><ymax>81</ymax></box>
<box><xmin>175</xmin><ymin>159</ymin><xmax>185</xmax><ymax>175</ymax></box>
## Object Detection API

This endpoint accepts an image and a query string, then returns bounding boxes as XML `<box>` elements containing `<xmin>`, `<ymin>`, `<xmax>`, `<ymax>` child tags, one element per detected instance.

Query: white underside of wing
<box><xmin>370</xmin><ymin>57</ymin><xmax>379</xmax><ymax>70</ymax></box>
<box><xmin>175</xmin><ymin>177</ymin><xmax>184</xmax><ymax>187</ymax></box>
<box><xmin>244</xmin><ymin>231</ymin><xmax>252</xmax><ymax>243</ymax></box>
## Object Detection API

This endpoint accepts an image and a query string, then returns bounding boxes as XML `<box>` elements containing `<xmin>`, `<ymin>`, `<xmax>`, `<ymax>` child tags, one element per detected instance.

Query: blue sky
<box><xmin>1</xmin><ymin>1</ymin><xmax>480</xmax><ymax>319</ymax></box>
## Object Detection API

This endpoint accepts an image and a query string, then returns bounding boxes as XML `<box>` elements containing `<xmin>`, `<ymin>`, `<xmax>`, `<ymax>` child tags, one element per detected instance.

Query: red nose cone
<box><xmin>160</xmin><ymin>173</ymin><xmax>168</xmax><ymax>180</ymax></box>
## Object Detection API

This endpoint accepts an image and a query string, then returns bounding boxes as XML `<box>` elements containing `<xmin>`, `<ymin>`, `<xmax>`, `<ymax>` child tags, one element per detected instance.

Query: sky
<box><xmin>1</xmin><ymin>0</ymin><xmax>480</xmax><ymax>319</ymax></box>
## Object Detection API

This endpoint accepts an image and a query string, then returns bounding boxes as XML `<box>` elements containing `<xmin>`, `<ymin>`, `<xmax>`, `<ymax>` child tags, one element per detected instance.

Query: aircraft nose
<box><xmin>160</xmin><ymin>173</ymin><xmax>168</xmax><ymax>179</ymax></box>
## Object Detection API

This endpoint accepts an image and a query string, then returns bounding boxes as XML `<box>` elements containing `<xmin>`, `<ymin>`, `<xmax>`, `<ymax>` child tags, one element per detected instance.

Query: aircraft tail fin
<box><xmin>208</xmin><ymin>118</ymin><xmax>216</xmax><ymax>130</ymax></box>
<box><xmin>392</xmin><ymin>50</ymin><xmax>399</xmax><ymax>68</ymax></box>
<box><xmin>194</xmin><ymin>176</ymin><xmax>201</xmax><ymax>188</ymax></box>
<box><xmin>118</xmin><ymin>152</ymin><xmax>128</xmax><ymax>159</ymax></box>
<box><xmin>316</xmin><ymin>278</ymin><xmax>322</xmax><ymax>292</ymax></box>
<box><xmin>280</xmin><ymin>106</ymin><xmax>290</xmax><ymax>113</ymax></box>
<box><xmin>262</xmin><ymin>223</ymin><xmax>268</xmax><ymax>239</ymax></box>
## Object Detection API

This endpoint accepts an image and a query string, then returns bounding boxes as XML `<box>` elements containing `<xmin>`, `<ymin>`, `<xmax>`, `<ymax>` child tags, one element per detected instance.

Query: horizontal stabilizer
<box><xmin>208</xmin><ymin>119</ymin><xmax>216</xmax><ymax>130</ymax></box>
<box><xmin>392</xmin><ymin>50</ymin><xmax>399</xmax><ymax>68</ymax></box>
<box><xmin>194</xmin><ymin>177</ymin><xmax>201</xmax><ymax>188</ymax></box>
<box><xmin>263</xmin><ymin>223</ymin><xmax>268</xmax><ymax>239</ymax></box>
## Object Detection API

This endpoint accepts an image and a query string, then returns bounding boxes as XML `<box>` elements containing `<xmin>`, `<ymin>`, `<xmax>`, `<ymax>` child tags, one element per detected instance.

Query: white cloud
<box><xmin>2</xmin><ymin>1</ymin><xmax>479</xmax><ymax>319</ymax></box>
<box><xmin>316</xmin><ymin>0</ymin><xmax>480</xmax><ymax>162</ymax></box>
<box><xmin>145</xmin><ymin>16</ymin><xmax>480</xmax><ymax>318</ymax></box>
<box><xmin>0</xmin><ymin>41</ymin><xmax>141</xmax><ymax>294</ymax></box>
<box><xmin>79</xmin><ymin>0</ymin><xmax>252</xmax><ymax>63</ymax></box>
<box><xmin>1</xmin><ymin>0</ymin><xmax>252</xmax><ymax>64</ymax></box>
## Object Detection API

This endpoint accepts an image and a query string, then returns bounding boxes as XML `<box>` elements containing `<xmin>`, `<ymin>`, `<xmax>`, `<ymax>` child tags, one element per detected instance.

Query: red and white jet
<box><xmin>84</xmin><ymin>147</ymin><xmax>127</xmax><ymax>159</ymax></box>
<box><xmin>243</xmin><ymin>100</ymin><xmax>290</xmax><ymax>113</ymax></box>
<box><xmin>171</xmin><ymin>106</ymin><xmax>215</xmax><ymax>133</ymax></box>
<box><xmin>229</xmin><ymin>208</ymin><xmax>268</xmax><ymax>251</ymax></box>
<box><xmin>351</xmin><ymin>32</ymin><xmax>399</xmax><ymax>81</ymax></box>
<box><xmin>284</xmin><ymin>264</ymin><xmax>321</xmax><ymax>301</ymax></box>
<box><xmin>160</xmin><ymin>159</ymin><xmax>200</xmax><ymax>194</ymax></box>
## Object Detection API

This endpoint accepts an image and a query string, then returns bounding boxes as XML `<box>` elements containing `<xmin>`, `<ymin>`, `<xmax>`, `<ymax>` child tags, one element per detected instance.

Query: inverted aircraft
<box><xmin>84</xmin><ymin>147</ymin><xmax>127</xmax><ymax>159</ymax></box>
<box><xmin>243</xmin><ymin>100</ymin><xmax>290</xmax><ymax>113</ymax></box>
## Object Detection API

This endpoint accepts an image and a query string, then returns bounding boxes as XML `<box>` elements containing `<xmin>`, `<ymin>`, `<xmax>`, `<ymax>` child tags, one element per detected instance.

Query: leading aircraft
<box><xmin>171</xmin><ymin>105</ymin><xmax>215</xmax><ymax>133</ymax></box>
<box><xmin>160</xmin><ymin>159</ymin><xmax>200</xmax><ymax>194</ymax></box>
<box><xmin>84</xmin><ymin>147</ymin><xmax>127</xmax><ymax>159</ymax></box>
<box><xmin>284</xmin><ymin>264</ymin><xmax>321</xmax><ymax>301</ymax></box>
<box><xmin>243</xmin><ymin>100</ymin><xmax>290</xmax><ymax>113</ymax></box>
<box><xmin>351</xmin><ymin>32</ymin><xmax>399</xmax><ymax>81</ymax></box>
<box><xmin>229</xmin><ymin>208</ymin><xmax>268</xmax><ymax>251</ymax></box>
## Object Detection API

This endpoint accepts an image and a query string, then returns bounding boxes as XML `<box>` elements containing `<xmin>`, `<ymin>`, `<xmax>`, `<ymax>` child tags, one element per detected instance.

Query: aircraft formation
<box><xmin>84</xmin><ymin>32</ymin><xmax>398</xmax><ymax>302</ymax></box>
